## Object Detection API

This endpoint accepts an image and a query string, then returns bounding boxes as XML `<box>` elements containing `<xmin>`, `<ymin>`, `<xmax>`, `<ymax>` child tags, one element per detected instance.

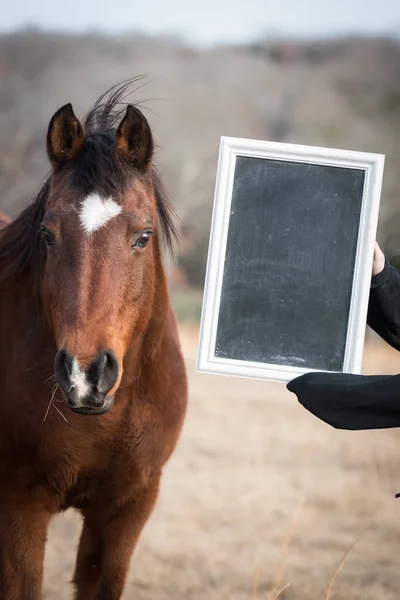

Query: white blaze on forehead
<box><xmin>71</xmin><ymin>359</ymin><xmax>90</xmax><ymax>400</ymax></box>
<box><xmin>79</xmin><ymin>193</ymin><xmax>122</xmax><ymax>234</ymax></box>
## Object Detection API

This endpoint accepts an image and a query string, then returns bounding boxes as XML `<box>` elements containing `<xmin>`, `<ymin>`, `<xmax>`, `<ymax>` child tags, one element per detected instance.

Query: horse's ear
<box><xmin>115</xmin><ymin>105</ymin><xmax>153</xmax><ymax>172</ymax></box>
<box><xmin>47</xmin><ymin>103</ymin><xmax>85</xmax><ymax>168</ymax></box>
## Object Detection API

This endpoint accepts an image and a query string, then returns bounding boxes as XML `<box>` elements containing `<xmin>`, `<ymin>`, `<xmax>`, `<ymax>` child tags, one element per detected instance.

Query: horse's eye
<box><xmin>40</xmin><ymin>226</ymin><xmax>56</xmax><ymax>248</ymax></box>
<box><xmin>133</xmin><ymin>231</ymin><xmax>152</xmax><ymax>250</ymax></box>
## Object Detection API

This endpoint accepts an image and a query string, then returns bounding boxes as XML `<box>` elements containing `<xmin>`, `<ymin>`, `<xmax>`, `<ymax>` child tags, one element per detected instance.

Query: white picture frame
<box><xmin>197</xmin><ymin>137</ymin><xmax>385</xmax><ymax>384</ymax></box>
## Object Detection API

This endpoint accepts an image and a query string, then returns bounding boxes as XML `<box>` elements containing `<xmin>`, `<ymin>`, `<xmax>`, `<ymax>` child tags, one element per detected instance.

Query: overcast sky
<box><xmin>3</xmin><ymin>0</ymin><xmax>400</xmax><ymax>46</ymax></box>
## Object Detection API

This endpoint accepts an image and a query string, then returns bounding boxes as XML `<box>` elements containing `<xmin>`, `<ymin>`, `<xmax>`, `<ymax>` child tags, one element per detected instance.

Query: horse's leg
<box><xmin>72</xmin><ymin>518</ymin><xmax>103</xmax><ymax>598</ymax></box>
<box><xmin>0</xmin><ymin>503</ymin><xmax>51</xmax><ymax>599</ymax></box>
<box><xmin>73</xmin><ymin>474</ymin><xmax>160</xmax><ymax>600</ymax></box>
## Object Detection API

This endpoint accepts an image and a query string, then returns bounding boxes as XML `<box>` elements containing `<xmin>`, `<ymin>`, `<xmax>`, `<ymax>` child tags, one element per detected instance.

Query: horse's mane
<box><xmin>0</xmin><ymin>79</ymin><xmax>177</xmax><ymax>283</ymax></box>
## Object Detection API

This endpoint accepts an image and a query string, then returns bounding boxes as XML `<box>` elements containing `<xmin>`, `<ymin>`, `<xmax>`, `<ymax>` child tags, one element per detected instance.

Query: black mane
<box><xmin>0</xmin><ymin>79</ymin><xmax>177</xmax><ymax>282</ymax></box>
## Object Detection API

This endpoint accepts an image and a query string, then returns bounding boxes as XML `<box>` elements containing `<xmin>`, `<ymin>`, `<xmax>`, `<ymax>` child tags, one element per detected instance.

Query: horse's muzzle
<box><xmin>68</xmin><ymin>395</ymin><xmax>114</xmax><ymax>416</ymax></box>
<box><xmin>54</xmin><ymin>348</ymin><xmax>118</xmax><ymax>415</ymax></box>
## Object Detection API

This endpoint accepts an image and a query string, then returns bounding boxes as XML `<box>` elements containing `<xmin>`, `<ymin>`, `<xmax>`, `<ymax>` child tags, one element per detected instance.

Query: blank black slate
<box><xmin>215</xmin><ymin>156</ymin><xmax>365</xmax><ymax>371</ymax></box>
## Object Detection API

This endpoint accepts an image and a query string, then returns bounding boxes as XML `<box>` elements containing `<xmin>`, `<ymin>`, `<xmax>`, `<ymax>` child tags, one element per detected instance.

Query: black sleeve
<box><xmin>367</xmin><ymin>257</ymin><xmax>400</xmax><ymax>350</ymax></box>
<box><xmin>287</xmin><ymin>371</ymin><xmax>400</xmax><ymax>430</ymax></box>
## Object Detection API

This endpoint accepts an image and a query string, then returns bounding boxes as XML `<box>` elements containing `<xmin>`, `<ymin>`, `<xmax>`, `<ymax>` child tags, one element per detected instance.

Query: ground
<box><xmin>43</xmin><ymin>328</ymin><xmax>400</xmax><ymax>599</ymax></box>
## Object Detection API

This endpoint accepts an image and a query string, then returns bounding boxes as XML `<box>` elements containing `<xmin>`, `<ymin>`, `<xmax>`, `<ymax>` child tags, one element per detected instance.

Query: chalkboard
<box><xmin>197</xmin><ymin>138</ymin><xmax>384</xmax><ymax>383</ymax></box>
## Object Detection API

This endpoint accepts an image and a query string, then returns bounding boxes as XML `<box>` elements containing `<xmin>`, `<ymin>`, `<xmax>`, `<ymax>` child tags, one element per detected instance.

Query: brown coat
<box><xmin>0</xmin><ymin>82</ymin><xmax>188</xmax><ymax>600</ymax></box>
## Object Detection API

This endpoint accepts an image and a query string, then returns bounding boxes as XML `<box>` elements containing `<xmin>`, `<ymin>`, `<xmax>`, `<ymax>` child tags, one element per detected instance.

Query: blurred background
<box><xmin>2</xmin><ymin>2</ymin><xmax>400</xmax><ymax>598</ymax></box>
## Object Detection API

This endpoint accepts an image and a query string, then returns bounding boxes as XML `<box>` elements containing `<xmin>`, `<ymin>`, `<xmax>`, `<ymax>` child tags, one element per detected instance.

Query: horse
<box><xmin>0</xmin><ymin>82</ymin><xmax>188</xmax><ymax>600</ymax></box>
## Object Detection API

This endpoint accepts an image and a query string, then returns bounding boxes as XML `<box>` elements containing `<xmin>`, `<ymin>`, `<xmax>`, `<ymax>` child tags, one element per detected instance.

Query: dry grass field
<box><xmin>43</xmin><ymin>328</ymin><xmax>400</xmax><ymax>599</ymax></box>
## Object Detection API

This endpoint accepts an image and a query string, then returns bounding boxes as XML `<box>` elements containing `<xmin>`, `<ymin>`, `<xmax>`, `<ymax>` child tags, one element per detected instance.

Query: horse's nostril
<box><xmin>87</xmin><ymin>350</ymin><xmax>119</xmax><ymax>395</ymax></box>
<box><xmin>54</xmin><ymin>349</ymin><xmax>73</xmax><ymax>393</ymax></box>
<box><xmin>104</xmin><ymin>350</ymin><xmax>118</xmax><ymax>372</ymax></box>
<box><xmin>102</xmin><ymin>350</ymin><xmax>119</xmax><ymax>394</ymax></box>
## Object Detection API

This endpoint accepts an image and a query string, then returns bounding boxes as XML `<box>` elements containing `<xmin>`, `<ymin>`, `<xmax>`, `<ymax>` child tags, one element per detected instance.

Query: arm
<box><xmin>367</xmin><ymin>243</ymin><xmax>400</xmax><ymax>350</ymax></box>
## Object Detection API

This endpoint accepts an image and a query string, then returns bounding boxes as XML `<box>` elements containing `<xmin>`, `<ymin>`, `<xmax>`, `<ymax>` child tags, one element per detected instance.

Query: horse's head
<box><xmin>41</xmin><ymin>97</ymin><xmax>172</xmax><ymax>415</ymax></box>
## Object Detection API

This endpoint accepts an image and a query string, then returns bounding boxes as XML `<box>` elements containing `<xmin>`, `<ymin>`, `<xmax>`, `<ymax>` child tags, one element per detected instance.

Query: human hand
<box><xmin>372</xmin><ymin>242</ymin><xmax>385</xmax><ymax>276</ymax></box>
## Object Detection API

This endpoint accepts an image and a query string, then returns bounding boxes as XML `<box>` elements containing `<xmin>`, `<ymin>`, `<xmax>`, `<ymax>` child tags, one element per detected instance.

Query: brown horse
<box><xmin>0</xmin><ymin>83</ymin><xmax>188</xmax><ymax>600</ymax></box>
